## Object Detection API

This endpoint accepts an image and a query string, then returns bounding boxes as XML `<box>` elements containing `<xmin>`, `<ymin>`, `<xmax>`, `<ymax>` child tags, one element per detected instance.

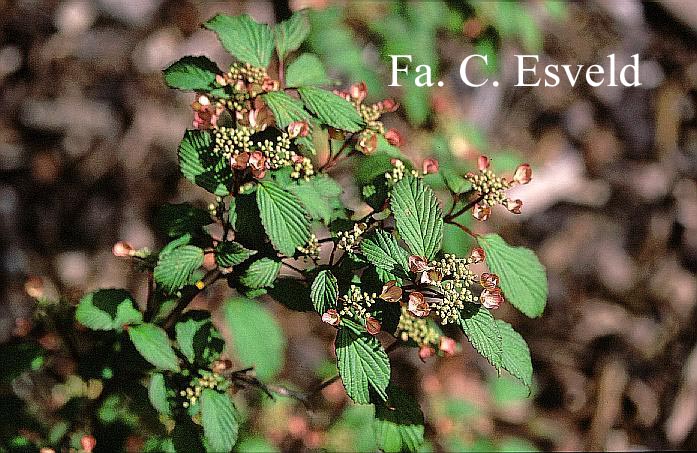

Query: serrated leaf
<box><xmin>496</xmin><ymin>320</ymin><xmax>533</xmax><ymax>387</ymax></box>
<box><xmin>288</xmin><ymin>174</ymin><xmax>344</xmax><ymax>224</ymax></box>
<box><xmin>221</xmin><ymin>298</ymin><xmax>286</xmax><ymax>380</ymax></box>
<box><xmin>310</xmin><ymin>270</ymin><xmax>338</xmax><ymax>313</ymax></box>
<box><xmin>215</xmin><ymin>241</ymin><xmax>256</xmax><ymax>268</ymax></box>
<box><xmin>262</xmin><ymin>91</ymin><xmax>309</xmax><ymax>129</ymax></box>
<box><xmin>256</xmin><ymin>180</ymin><xmax>311</xmax><ymax>256</ymax></box>
<box><xmin>163</xmin><ymin>56</ymin><xmax>221</xmax><ymax>91</ymax></box>
<box><xmin>204</xmin><ymin>14</ymin><xmax>274</xmax><ymax>68</ymax></box>
<box><xmin>154</xmin><ymin>244</ymin><xmax>204</xmax><ymax>293</ymax></box>
<box><xmin>478</xmin><ymin>234</ymin><xmax>548</xmax><ymax>318</ymax></box>
<box><xmin>390</xmin><ymin>174</ymin><xmax>443</xmax><ymax>260</ymax></box>
<box><xmin>360</xmin><ymin>230</ymin><xmax>410</xmax><ymax>279</ymax></box>
<box><xmin>298</xmin><ymin>87</ymin><xmax>364</xmax><ymax>132</ymax></box>
<box><xmin>459</xmin><ymin>304</ymin><xmax>502</xmax><ymax>369</ymax></box>
<box><xmin>156</xmin><ymin>203</ymin><xmax>213</xmax><ymax>238</ymax></box>
<box><xmin>76</xmin><ymin>289</ymin><xmax>142</xmax><ymax>331</ymax></box>
<box><xmin>201</xmin><ymin>389</ymin><xmax>239</xmax><ymax>452</ymax></box>
<box><xmin>178</xmin><ymin>130</ymin><xmax>231</xmax><ymax>196</ymax></box>
<box><xmin>374</xmin><ymin>387</ymin><xmax>425</xmax><ymax>453</ymax></box>
<box><xmin>274</xmin><ymin>12</ymin><xmax>310</xmax><ymax>59</ymax></box>
<box><xmin>286</xmin><ymin>53</ymin><xmax>329</xmax><ymax>87</ymax></box>
<box><xmin>148</xmin><ymin>373</ymin><xmax>170</xmax><ymax>416</ymax></box>
<box><xmin>336</xmin><ymin>325</ymin><xmax>390</xmax><ymax>404</ymax></box>
<box><xmin>240</xmin><ymin>258</ymin><xmax>281</xmax><ymax>289</ymax></box>
<box><xmin>128</xmin><ymin>323</ymin><xmax>180</xmax><ymax>372</ymax></box>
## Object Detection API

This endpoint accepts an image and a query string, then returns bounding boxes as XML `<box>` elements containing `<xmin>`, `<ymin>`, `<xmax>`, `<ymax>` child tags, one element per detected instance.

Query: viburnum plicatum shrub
<box><xmin>74</xmin><ymin>11</ymin><xmax>547</xmax><ymax>452</ymax></box>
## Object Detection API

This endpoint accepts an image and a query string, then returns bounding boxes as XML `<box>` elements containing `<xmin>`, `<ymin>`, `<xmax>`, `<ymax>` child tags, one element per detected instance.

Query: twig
<box><xmin>444</xmin><ymin>193</ymin><xmax>484</xmax><ymax>222</ymax></box>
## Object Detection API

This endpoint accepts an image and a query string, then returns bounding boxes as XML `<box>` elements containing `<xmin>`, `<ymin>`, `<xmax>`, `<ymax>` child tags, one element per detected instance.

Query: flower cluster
<box><xmin>405</xmin><ymin>247</ymin><xmax>504</xmax><ymax>324</ymax></box>
<box><xmin>179</xmin><ymin>371</ymin><xmax>227</xmax><ymax>408</ymax></box>
<box><xmin>385</xmin><ymin>159</ymin><xmax>419</xmax><ymax>184</ymax></box>
<box><xmin>336</xmin><ymin>222</ymin><xmax>368</xmax><ymax>251</ymax></box>
<box><xmin>216</xmin><ymin>62</ymin><xmax>279</xmax><ymax>115</ymax></box>
<box><xmin>297</xmin><ymin>233</ymin><xmax>321</xmax><ymax>259</ymax></box>
<box><xmin>211</xmin><ymin>123</ymin><xmax>313</xmax><ymax>180</ymax></box>
<box><xmin>334</xmin><ymin>82</ymin><xmax>400</xmax><ymax>154</ymax></box>
<box><xmin>465</xmin><ymin>155</ymin><xmax>532</xmax><ymax>221</ymax></box>
<box><xmin>396</xmin><ymin>306</ymin><xmax>457</xmax><ymax>360</ymax></box>
<box><xmin>320</xmin><ymin>285</ymin><xmax>382</xmax><ymax>335</ymax></box>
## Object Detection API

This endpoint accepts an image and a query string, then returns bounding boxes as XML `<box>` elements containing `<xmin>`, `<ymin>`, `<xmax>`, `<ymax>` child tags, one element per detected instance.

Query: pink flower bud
<box><xmin>366</xmin><ymin>316</ymin><xmax>381</xmax><ymax>335</ymax></box>
<box><xmin>349</xmin><ymin>82</ymin><xmax>368</xmax><ymax>103</ymax></box>
<box><xmin>479</xmin><ymin>272</ymin><xmax>499</xmax><ymax>291</ymax></box>
<box><xmin>439</xmin><ymin>336</ymin><xmax>457</xmax><ymax>356</ymax></box>
<box><xmin>472</xmin><ymin>203</ymin><xmax>491</xmax><ymax>221</ymax></box>
<box><xmin>384</xmin><ymin>129</ymin><xmax>402</xmax><ymax>146</ymax></box>
<box><xmin>249</xmin><ymin>151</ymin><xmax>265</xmax><ymax>170</ymax></box>
<box><xmin>231</xmin><ymin>152</ymin><xmax>250</xmax><ymax>170</ymax></box>
<box><xmin>112</xmin><ymin>241</ymin><xmax>134</xmax><ymax>257</ymax></box>
<box><xmin>379</xmin><ymin>280</ymin><xmax>403</xmax><ymax>303</ymax></box>
<box><xmin>215</xmin><ymin>74</ymin><xmax>227</xmax><ymax>86</ymax></box>
<box><xmin>380</xmin><ymin>98</ymin><xmax>399</xmax><ymax>112</ymax></box>
<box><xmin>504</xmin><ymin>198</ymin><xmax>523</xmax><ymax>214</ymax></box>
<box><xmin>24</xmin><ymin>276</ymin><xmax>44</xmax><ymax>299</ymax></box>
<box><xmin>422</xmin><ymin>158</ymin><xmax>439</xmax><ymax>175</ymax></box>
<box><xmin>80</xmin><ymin>435</ymin><xmax>96</xmax><ymax>453</ymax></box>
<box><xmin>513</xmin><ymin>163</ymin><xmax>532</xmax><ymax>185</ymax></box>
<box><xmin>211</xmin><ymin>359</ymin><xmax>233</xmax><ymax>373</ymax></box>
<box><xmin>357</xmin><ymin>131</ymin><xmax>378</xmax><ymax>155</ymax></box>
<box><xmin>420</xmin><ymin>269</ymin><xmax>442</xmax><ymax>285</ymax></box>
<box><xmin>322</xmin><ymin>309</ymin><xmax>340</xmax><ymax>326</ymax></box>
<box><xmin>477</xmin><ymin>155</ymin><xmax>490</xmax><ymax>171</ymax></box>
<box><xmin>261</xmin><ymin>76</ymin><xmax>279</xmax><ymax>92</ymax></box>
<box><xmin>408</xmin><ymin>292</ymin><xmax>430</xmax><ymax>317</ymax></box>
<box><xmin>480</xmin><ymin>288</ymin><xmax>504</xmax><ymax>309</ymax></box>
<box><xmin>469</xmin><ymin>247</ymin><xmax>485</xmax><ymax>263</ymax></box>
<box><xmin>419</xmin><ymin>345</ymin><xmax>436</xmax><ymax>361</ymax></box>
<box><xmin>408</xmin><ymin>255</ymin><xmax>429</xmax><ymax>274</ymax></box>
<box><xmin>287</xmin><ymin>120</ymin><xmax>310</xmax><ymax>138</ymax></box>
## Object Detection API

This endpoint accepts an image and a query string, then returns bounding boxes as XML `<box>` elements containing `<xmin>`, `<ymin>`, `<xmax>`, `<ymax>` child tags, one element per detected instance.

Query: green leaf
<box><xmin>240</xmin><ymin>258</ymin><xmax>281</xmax><ymax>289</ymax></box>
<box><xmin>262</xmin><ymin>91</ymin><xmax>309</xmax><ymax>129</ymax></box>
<box><xmin>204</xmin><ymin>14</ymin><xmax>274</xmax><ymax>68</ymax></box>
<box><xmin>496</xmin><ymin>320</ymin><xmax>533</xmax><ymax>388</ymax></box>
<box><xmin>128</xmin><ymin>323</ymin><xmax>180</xmax><ymax>372</ymax></box>
<box><xmin>459</xmin><ymin>304</ymin><xmax>502</xmax><ymax>369</ymax></box>
<box><xmin>148</xmin><ymin>373</ymin><xmax>170</xmax><ymax>416</ymax></box>
<box><xmin>478</xmin><ymin>234</ymin><xmax>548</xmax><ymax>318</ymax></box>
<box><xmin>215</xmin><ymin>241</ymin><xmax>256</xmax><ymax>268</ymax></box>
<box><xmin>391</xmin><ymin>174</ymin><xmax>443</xmax><ymax>260</ymax></box>
<box><xmin>360</xmin><ymin>230</ymin><xmax>410</xmax><ymax>279</ymax></box>
<box><xmin>274</xmin><ymin>12</ymin><xmax>310</xmax><ymax>59</ymax></box>
<box><xmin>288</xmin><ymin>174</ymin><xmax>344</xmax><ymax>224</ymax></box>
<box><xmin>201</xmin><ymin>389</ymin><xmax>239</xmax><ymax>452</ymax></box>
<box><xmin>256</xmin><ymin>180</ymin><xmax>311</xmax><ymax>256</ymax></box>
<box><xmin>374</xmin><ymin>387</ymin><xmax>425</xmax><ymax>453</ymax></box>
<box><xmin>154</xmin><ymin>244</ymin><xmax>204</xmax><ymax>293</ymax></box>
<box><xmin>175</xmin><ymin>315</ymin><xmax>207</xmax><ymax>364</ymax></box>
<box><xmin>310</xmin><ymin>270</ymin><xmax>338</xmax><ymax>313</ymax></box>
<box><xmin>221</xmin><ymin>298</ymin><xmax>286</xmax><ymax>380</ymax></box>
<box><xmin>163</xmin><ymin>56</ymin><xmax>221</xmax><ymax>91</ymax></box>
<box><xmin>285</xmin><ymin>53</ymin><xmax>329</xmax><ymax>87</ymax></box>
<box><xmin>335</xmin><ymin>325</ymin><xmax>390</xmax><ymax>404</ymax></box>
<box><xmin>156</xmin><ymin>203</ymin><xmax>212</xmax><ymax>238</ymax></box>
<box><xmin>178</xmin><ymin>130</ymin><xmax>231</xmax><ymax>196</ymax></box>
<box><xmin>298</xmin><ymin>87</ymin><xmax>364</xmax><ymax>132</ymax></box>
<box><xmin>76</xmin><ymin>289</ymin><xmax>142</xmax><ymax>331</ymax></box>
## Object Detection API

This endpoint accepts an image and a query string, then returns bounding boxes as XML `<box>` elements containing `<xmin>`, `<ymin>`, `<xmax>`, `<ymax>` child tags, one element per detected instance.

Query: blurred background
<box><xmin>2</xmin><ymin>0</ymin><xmax>697</xmax><ymax>451</ymax></box>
